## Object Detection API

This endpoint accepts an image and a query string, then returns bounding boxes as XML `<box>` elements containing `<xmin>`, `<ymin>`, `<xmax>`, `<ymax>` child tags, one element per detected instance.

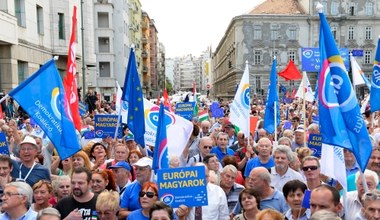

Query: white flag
<box><xmin>320</xmin><ymin>143</ymin><xmax>347</xmax><ymax>190</ymax></box>
<box><xmin>116</xmin><ymin>81</ymin><xmax>193</xmax><ymax>157</ymax></box>
<box><xmin>350</xmin><ymin>54</ymin><xmax>366</xmax><ymax>87</ymax></box>
<box><xmin>295</xmin><ymin>71</ymin><xmax>314</xmax><ymax>102</ymax></box>
<box><xmin>229</xmin><ymin>62</ymin><xmax>250</xmax><ymax>136</ymax></box>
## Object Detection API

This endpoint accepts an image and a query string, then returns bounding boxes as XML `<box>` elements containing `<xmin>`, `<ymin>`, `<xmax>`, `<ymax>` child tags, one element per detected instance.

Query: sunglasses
<box><xmin>203</xmin><ymin>146</ymin><xmax>213</xmax><ymax>149</ymax></box>
<box><xmin>139</xmin><ymin>191</ymin><xmax>157</xmax><ymax>198</ymax></box>
<box><xmin>302</xmin><ymin>166</ymin><xmax>319</xmax><ymax>172</ymax></box>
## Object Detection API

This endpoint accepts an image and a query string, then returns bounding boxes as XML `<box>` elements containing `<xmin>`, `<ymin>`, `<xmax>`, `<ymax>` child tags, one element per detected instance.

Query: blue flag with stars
<box><xmin>122</xmin><ymin>48</ymin><xmax>146</xmax><ymax>148</ymax></box>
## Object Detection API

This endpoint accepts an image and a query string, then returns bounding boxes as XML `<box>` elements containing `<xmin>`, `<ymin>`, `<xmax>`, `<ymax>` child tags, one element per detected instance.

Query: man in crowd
<box><xmin>200</xmin><ymin>120</ymin><xmax>211</xmax><ymax>138</ymax></box>
<box><xmin>185</xmin><ymin>137</ymin><xmax>214</xmax><ymax>167</ymax></box>
<box><xmin>223</xmin><ymin>123</ymin><xmax>237</xmax><ymax>147</ymax></box>
<box><xmin>344</xmin><ymin>149</ymin><xmax>360</xmax><ymax>177</ymax></box>
<box><xmin>11</xmin><ymin>136</ymin><xmax>50</xmax><ymax>186</ymax></box>
<box><xmin>55</xmin><ymin>167</ymin><xmax>98</xmax><ymax>219</ymax></box>
<box><xmin>219</xmin><ymin>165</ymin><xmax>245</xmax><ymax>213</ymax></box>
<box><xmin>291</xmin><ymin>125</ymin><xmax>305</xmax><ymax>151</ymax></box>
<box><xmin>357</xmin><ymin>190</ymin><xmax>380</xmax><ymax>219</ymax></box>
<box><xmin>244</xmin><ymin>137</ymin><xmax>274</xmax><ymax>177</ymax></box>
<box><xmin>119</xmin><ymin>157</ymin><xmax>153</xmax><ymax>219</ymax></box>
<box><xmin>310</xmin><ymin>185</ymin><xmax>343</xmax><ymax>216</ymax></box>
<box><xmin>210</xmin><ymin>132</ymin><xmax>234</xmax><ymax>162</ymax></box>
<box><xmin>230</xmin><ymin>131</ymin><xmax>244</xmax><ymax>152</ymax></box>
<box><xmin>109</xmin><ymin>161</ymin><xmax>132</xmax><ymax>196</ymax></box>
<box><xmin>301</xmin><ymin>156</ymin><xmax>323</xmax><ymax>190</ymax></box>
<box><xmin>0</xmin><ymin>181</ymin><xmax>37</xmax><ymax>219</ymax></box>
<box><xmin>270</xmin><ymin>145</ymin><xmax>304</xmax><ymax>191</ymax></box>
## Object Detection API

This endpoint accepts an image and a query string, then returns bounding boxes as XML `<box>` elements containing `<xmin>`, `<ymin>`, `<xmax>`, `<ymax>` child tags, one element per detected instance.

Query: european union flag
<box><xmin>317</xmin><ymin>5</ymin><xmax>371</xmax><ymax>171</ymax></box>
<box><xmin>370</xmin><ymin>38</ymin><xmax>380</xmax><ymax>113</ymax></box>
<box><xmin>122</xmin><ymin>48</ymin><xmax>146</xmax><ymax>148</ymax></box>
<box><xmin>152</xmin><ymin>103</ymin><xmax>169</xmax><ymax>173</ymax></box>
<box><xmin>8</xmin><ymin>59</ymin><xmax>80</xmax><ymax>160</ymax></box>
<box><xmin>263</xmin><ymin>57</ymin><xmax>280</xmax><ymax>134</ymax></box>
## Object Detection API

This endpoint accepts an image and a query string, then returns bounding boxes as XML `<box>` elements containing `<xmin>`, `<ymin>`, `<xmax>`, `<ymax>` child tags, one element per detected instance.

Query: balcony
<box><xmin>143</xmin><ymin>65</ymin><xmax>149</xmax><ymax>73</ymax></box>
<box><xmin>142</xmin><ymin>37</ymin><xmax>148</xmax><ymax>45</ymax></box>
<box><xmin>142</xmin><ymin>51</ymin><xmax>148</xmax><ymax>58</ymax></box>
<box><xmin>142</xmin><ymin>22</ymin><xmax>148</xmax><ymax>30</ymax></box>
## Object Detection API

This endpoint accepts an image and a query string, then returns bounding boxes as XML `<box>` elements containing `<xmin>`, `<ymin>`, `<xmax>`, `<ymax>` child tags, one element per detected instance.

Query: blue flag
<box><xmin>317</xmin><ymin>7</ymin><xmax>372</xmax><ymax>171</ymax></box>
<box><xmin>263</xmin><ymin>57</ymin><xmax>280</xmax><ymax>134</ymax></box>
<box><xmin>152</xmin><ymin>103</ymin><xmax>169</xmax><ymax>174</ymax></box>
<box><xmin>122</xmin><ymin>48</ymin><xmax>146</xmax><ymax>148</ymax></box>
<box><xmin>370</xmin><ymin>38</ymin><xmax>380</xmax><ymax>113</ymax></box>
<box><xmin>8</xmin><ymin>59</ymin><xmax>80</xmax><ymax>160</ymax></box>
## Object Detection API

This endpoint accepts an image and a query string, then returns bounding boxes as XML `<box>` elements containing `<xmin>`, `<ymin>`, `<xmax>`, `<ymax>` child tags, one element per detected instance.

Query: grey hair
<box><xmin>273</xmin><ymin>144</ymin><xmax>293</xmax><ymax>161</ymax></box>
<box><xmin>221</xmin><ymin>164</ymin><xmax>237</xmax><ymax>175</ymax></box>
<box><xmin>355</xmin><ymin>169</ymin><xmax>380</xmax><ymax>186</ymax></box>
<box><xmin>309</xmin><ymin>209</ymin><xmax>341</xmax><ymax>220</ymax></box>
<box><xmin>6</xmin><ymin>181</ymin><xmax>33</xmax><ymax>208</ymax></box>
<box><xmin>52</xmin><ymin>175</ymin><xmax>71</xmax><ymax>196</ymax></box>
<box><xmin>37</xmin><ymin>207</ymin><xmax>61</xmax><ymax>220</ymax></box>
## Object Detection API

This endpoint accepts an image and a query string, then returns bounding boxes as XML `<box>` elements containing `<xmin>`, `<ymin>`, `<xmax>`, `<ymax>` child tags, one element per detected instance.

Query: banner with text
<box><xmin>157</xmin><ymin>166</ymin><xmax>208</xmax><ymax>208</ymax></box>
<box><xmin>301</xmin><ymin>47</ymin><xmax>349</xmax><ymax>72</ymax></box>
<box><xmin>175</xmin><ymin>102</ymin><xmax>195</xmax><ymax>121</ymax></box>
<box><xmin>308</xmin><ymin>134</ymin><xmax>322</xmax><ymax>158</ymax></box>
<box><xmin>94</xmin><ymin>115</ymin><xmax>122</xmax><ymax>138</ymax></box>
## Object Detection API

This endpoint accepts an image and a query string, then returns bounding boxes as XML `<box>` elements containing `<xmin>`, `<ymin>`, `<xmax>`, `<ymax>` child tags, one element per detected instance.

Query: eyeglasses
<box><xmin>139</xmin><ymin>191</ymin><xmax>157</xmax><ymax>198</ymax></box>
<box><xmin>203</xmin><ymin>146</ymin><xmax>213</xmax><ymax>149</ymax></box>
<box><xmin>2</xmin><ymin>192</ymin><xmax>22</xmax><ymax>198</ymax></box>
<box><xmin>302</xmin><ymin>166</ymin><xmax>319</xmax><ymax>172</ymax></box>
<box><xmin>364</xmin><ymin>192</ymin><xmax>380</xmax><ymax>201</ymax></box>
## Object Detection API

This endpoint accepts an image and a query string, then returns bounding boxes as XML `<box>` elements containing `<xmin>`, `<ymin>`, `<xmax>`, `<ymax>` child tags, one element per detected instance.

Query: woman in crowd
<box><xmin>31</xmin><ymin>180</ymin><xmax>53</xmax><ymax>212</ymax></box>
<box><xmin>36</xmin><ymin>207</ymin><xmax>61</xmax><ymax>220</ymax></box>
<box><xmin>50</xmin><ymin>175</ymin><xmax>71</xmax><ymax>206</ymax></box>
<box><xmin>233</xmin><ymin>188</ymin><xmax>261</xmax><ymax>220</ymax></box>
<box><xmin>96</xmin><ymin>190</ymin><xmax>120</xmax><ymax>220</ymax></box>
<box><xmin>129</xmin><ymin>149</ymin><xmax>143</xmax><ymax>165</ymax></box>
<box><xmin>127</xmin><ymin>181</ymin><xmax>159</xmax><ymax>220</ymax></box>
<box><xmin>90</xmin><ymin>142</ymin><xmax>108</xmax><ymax>170</ymax></box>
<box><xmin>150</xmin><ymin>201</ymin><xmax>175</xmax><ymax>220</ymax></box>
<box><xmin>91</xmin><ymin>169</ymin><xmax>117</xmax><ymax>194</ymax></box>
<box><xmin>51</xmin><ymin>156</ymin><xmax>72</xmax><ymax>177</ymax></box>
<box><xmin>256</xmin><ymin>209</ymin><xmax>284</xmax><ymax>220</ymax></box>
<box><xmin>282</xmin><ymin>179</ymin><xmax>310</xmax><ymax>220</ymax></box>
<box><xmin>72</xmin><ymin>151</ymin><xmax>92</xmax><ymax>170</ymax></box>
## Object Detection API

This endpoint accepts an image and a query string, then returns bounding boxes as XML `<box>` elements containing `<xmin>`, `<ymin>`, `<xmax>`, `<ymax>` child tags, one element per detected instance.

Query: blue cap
<box><xmin>125</xmin><ymin>133</ymin><xmax>134</xmax><ymax>142</ymax></box>
<box><xmin>109</xmin><ymin>161</ymin><xmax>131</xmax><ymax>171</ymax></box>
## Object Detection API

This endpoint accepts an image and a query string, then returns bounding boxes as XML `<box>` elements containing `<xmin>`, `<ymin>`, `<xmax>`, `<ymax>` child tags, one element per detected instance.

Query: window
<box><xmin>364</xmin><ymin>51</ymin><xmax>371</xmax><ymax>64</ymax></box>
<box><xmin>271</xmin><ymin>24</ymin><xmax>279</xmax><ymax>40</ymax></box>
<box><xmin>253</xmin><ymin>25</ymin><xmax>262</xmax><ymax>40</ymax></box>
<box><xmin>255</xmin><ymin>76</ymin><xmax>261</xmax><ymax>94</ymax></box>
<box><xmin>254</xmin><ymin>50</ymin><xmax>262</xmax><ymax>65</ymax></box>
<box><xmin>348</xmin><ymin>26</ymin><xmax>354</xmax><ymax>40</ymax></box>
<box><xmin>288</xmin><ymin>50</ymin><xmax>296</xmax><ymax>62</ymax></box>
<box><xmin>58</xmin><ymin>13</ymin><xmax>65</xmax><ymax>40</ymax></box>
<box><xmin>365</xmin><ymin>26</ymin><xmax>372</xmax><ymax>40</ymax></box>
<box><xmin>366</xmin><ymin>2</ymin><xmax>373</xmax><ymax>16</ymax></box>
<box><xmin>348</xmin><ymin>2</ymin><xmax>356</xmax><ymax>16</ymax></box>
<box><xmin>36</xmin><ymin>5</ymin><xmax>44</xmax><ymax>35</ymax></box>
<box><xmin>15</xmin><ymin>0</ymin><xmax>26</xmax><ymax>27</ymax></box>
<box><xmin>331</xmin><ymin>1</ymin><xmax>339</xmax><ymax>15</ymax></box>
<box><xmin>289</xmin><ymin>26</ymin><xmax>297</xmax><ymax>40</ymax></box>
<box><xmin>321</xmin><ymin>1</ymin><xmax>328</xmax><ymax>14</ymax></box>
<box><xmin>0</xmin><ymin>1</ymin><xmax>8</xmax><ymax>12</ymax></box>
<box><xmin>97</xmin><ymin>12</ymin><xmax>109</xmax><ymax>28</ymax></box>
<box><xmin>98</xmin><ymin>37</ymin><xmax>110</xmax><ymax>53</ymax></box>
<box><xmin>99</xmin><ymin>62</ymin><xmax>111</xmax><ymax>77</ymax></box>
<box><xmin>17</xmin><ymin>61</ymin><xmax>27</xmax><ymax>83</ymax></box>
<box><xmin>331</xmin><ymin>26</ymin><xmax>337</xmax><ymax>40</ymax></box>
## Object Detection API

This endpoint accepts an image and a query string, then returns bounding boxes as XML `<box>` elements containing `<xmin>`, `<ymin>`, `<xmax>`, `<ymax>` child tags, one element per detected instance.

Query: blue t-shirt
<box><xmin>127</xmin><ymin>209</ymin><xmax>149</xmax><ymax>220</ymax></box>
<box><xmin>244</xmin><ymin>156</ymin><xmax>275</xmax><ymax>177</ymax></box>
<box><xmin>120</xmin><ymin>181</ymin><xmax>142</xmax><ymax>211</ymax></box>
<box><xmin>11</xmin><ymin>161</ymin><xmax>51</xmax><ymax>187</ymax></box>
<box><xmin>211</xmin><ymin>146</ymin><xmax>234</xmax><ymax>162</ymax></box>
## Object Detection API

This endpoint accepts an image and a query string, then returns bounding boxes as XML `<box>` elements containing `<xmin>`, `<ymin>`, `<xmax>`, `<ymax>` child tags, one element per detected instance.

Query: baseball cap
<box><xmin>125</xmin><ymin>133</ymin><xmax>134</xmax><ymax>142</ymax></box>
<box><xmin>134</xmin><ymin>157</ymin><xmax>153</xmax><ymax>168</ymax></box>
<box><xmin>109</xmin><ymin>161</ymin><xmax>131</xmax><ymax>171</ymax></box>
<box><xmin>295</xmin><ymin>125</ymin><xmax>305</xmax><ymax>133</ymax></box>
<box><xmin>224</xmin><ymin>123</ymin><xmax>234</xmax><ymax>129</ymax></box>
<box><xmin>19</xmin><ymin>136</ymin><xmax>38</xmax><ymax>149</ymax></box>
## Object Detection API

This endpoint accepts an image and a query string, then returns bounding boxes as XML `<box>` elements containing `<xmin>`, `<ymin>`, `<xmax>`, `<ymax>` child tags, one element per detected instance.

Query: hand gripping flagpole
<box><xmin>114</xmin><ymin>81</ymin><xmax>123</xmax><ymax>141</ymax></box>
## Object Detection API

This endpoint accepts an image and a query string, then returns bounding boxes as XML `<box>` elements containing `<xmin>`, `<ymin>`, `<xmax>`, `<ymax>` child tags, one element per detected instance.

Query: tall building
<box><xmin>212</xmin><ymin>0</ymin><xmax>380</xmax><ymax>100</ymax></box>
<box><xmin>173</xmin><ymin>54</ymin><xmax>201</xmax><ymax>92</ymax></box>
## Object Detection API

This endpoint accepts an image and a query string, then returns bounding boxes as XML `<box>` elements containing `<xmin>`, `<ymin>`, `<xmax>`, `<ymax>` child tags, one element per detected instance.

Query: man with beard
<box><xmin>270</xmin><ymin>145</ymin><xmax>304</xmax><ymax>191</ymax></box>
<box><xmin>55</xmin><ymin>167</ymin><xmax>98</xmax><ymax>220</ymax></box>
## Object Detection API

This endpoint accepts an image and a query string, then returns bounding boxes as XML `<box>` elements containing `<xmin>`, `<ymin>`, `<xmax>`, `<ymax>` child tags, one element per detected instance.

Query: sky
<box><xmin>139</xmin><ymin>0</ymin><xmax>266</xmax><ymax>58</ymax></box>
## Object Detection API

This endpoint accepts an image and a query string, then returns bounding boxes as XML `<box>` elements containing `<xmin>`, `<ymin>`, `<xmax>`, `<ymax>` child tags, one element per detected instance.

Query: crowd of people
<box><xmin>0</xmin><ymin>92</ymin><xmax>379</xmax><ymax>220</ymax></box>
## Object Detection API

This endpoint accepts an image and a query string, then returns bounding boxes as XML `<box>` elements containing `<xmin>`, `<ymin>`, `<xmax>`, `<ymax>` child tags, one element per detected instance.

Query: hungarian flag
<box><xmin>193</xmin><ymin>82</ymin><xmax>199</xmax><ymax>116</ymax></box>
<box><xmin>198</xmin><ymin>110</ymin><xmax>209</xmax><ymax>122</ymax></box>
<box><xmin>279</xmin><ymin>60</ymin><xmax>302</xmax><ymax>81</ymax></box>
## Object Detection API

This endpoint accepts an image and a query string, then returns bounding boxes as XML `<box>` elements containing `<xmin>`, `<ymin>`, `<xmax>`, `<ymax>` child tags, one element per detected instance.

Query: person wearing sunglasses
<box><xmin>127</xmin><ymin>181</ymin><xmax>158</xmax><ymax>220</ymax></box>
<box><xmin>184</xmin><ymin>137</ymin><xmax>214</xmax><ymax>167</ymax></box>
<box><xmin>301</xmin><ymin>156</ymin><xmax>322</xmax><ymax>190</ymax></box>
<box><xmin>356</xmin><ymin>190</ymin><xmax>380</xmax><ymax>220</ymax></box>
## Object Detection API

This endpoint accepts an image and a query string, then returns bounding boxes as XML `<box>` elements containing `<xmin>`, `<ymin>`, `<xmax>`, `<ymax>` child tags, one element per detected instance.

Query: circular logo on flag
<box><xmin>240</xmin><ymin>84</ymin><xmax>250</xmax><ymax>109</ymax></box>
<box><xmin>144</xmin><ymin>106</ymin><xmax>176</xmax><ymax>130</ymax></box>
<box><xmin>161</xmin><ymin>194</ymin><xmax>174</xmax><ymax>205</ymax></box>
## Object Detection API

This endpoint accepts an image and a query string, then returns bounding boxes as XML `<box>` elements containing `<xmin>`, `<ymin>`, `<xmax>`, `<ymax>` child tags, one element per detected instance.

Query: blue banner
<box><xmin>79</xmin><ymin>101</ymin><xmax>88</xmax><ymax>116</ymax></box>
<box><xmin>94</xmin><ymin>115</ymin><xmax>122</xmax><ymax>138</ymax></box>
<box><xmin>302</xmin><ymin>48</ymin><xmax>349</xmax><ymax>72</ymax></box>
<box><xmin>175</xmin><ymin>102</ymin><xmax>195</xmax><ymax>121</ymax></box>
<box><xmin>308</xmin><ymin>134</ymin><xmax>322</xmax><ymax>158</ymax></box>
<box><xmin>0</xmin><ymin>132</ymin><xmax>9</xmax><ymax>155</ymax></box>
<box><xmin>157</xmin><ymin>166</ymin><xmax>208</xmax><ymax>208</ymax></box>
<box><xmin>352</xmin><ymin>49</ymin><xmax>364</xmax><ymax>57</ymax></box>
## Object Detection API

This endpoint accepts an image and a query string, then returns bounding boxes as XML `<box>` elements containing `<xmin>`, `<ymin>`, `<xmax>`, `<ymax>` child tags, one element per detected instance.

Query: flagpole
<box><xmin>0</xmin><ymin>94</ymin><xmax>9</xmax><ymax>104</ymax></box>
<box><xmin>274</xmin><ymin>100</ymin><xmax>278</xmax><ymax>146</ymax></box>
<box><xmin>302</xmin><ymin>71</ymin><xmax>307</xmax><ymax>148</ymax></box>
<box><xmin>114</xmin><ymin>81</ymin><xmax>122</xmax><ymax>141</ymax></box>
<box><xmin>246</xmin><ymin>60</ymin><xmax>251</xmax><ymax>150</ymax></box>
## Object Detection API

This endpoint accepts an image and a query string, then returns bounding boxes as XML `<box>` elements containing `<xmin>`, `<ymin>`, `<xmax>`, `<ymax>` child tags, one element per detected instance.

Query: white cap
<box><xmin>134</xmin><ymin>157</ymin><xmax>153</xmax><ymax>168</ymax></box>
<box><xmin>19</xmin><ymin>136</ymin><xmax>38</xmax><ymax>148</ymax></box>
